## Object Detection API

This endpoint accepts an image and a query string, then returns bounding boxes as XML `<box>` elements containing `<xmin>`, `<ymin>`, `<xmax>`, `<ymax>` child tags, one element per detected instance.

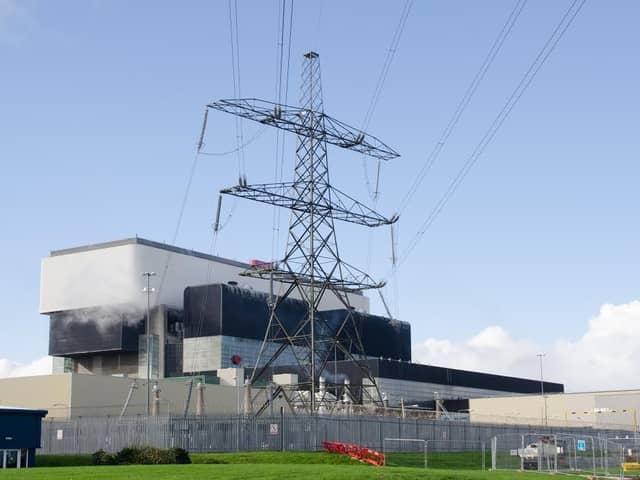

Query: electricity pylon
<box><xmin>208</xmin><ymin>51</ymin><xmax>399</xmax><ymax>413</ymax></box>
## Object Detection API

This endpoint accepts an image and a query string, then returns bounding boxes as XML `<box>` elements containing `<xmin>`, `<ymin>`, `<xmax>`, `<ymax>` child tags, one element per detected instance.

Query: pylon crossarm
<box><xmin>221</xmin><ymin>182</ymin><xmax>396</xmax><ymax>227</ymax></box>
<box><xmin>207</xmin><ymin>98</ymin><xmax>399</xmax><ymax>161</ymax></box>
<box><xmin>238</xmin><ymin>265</ymin><xmax>383</xmax><ymax>291</ymax></box>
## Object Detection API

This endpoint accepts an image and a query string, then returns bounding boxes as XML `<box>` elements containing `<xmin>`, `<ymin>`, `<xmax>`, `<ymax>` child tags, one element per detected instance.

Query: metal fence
<box><xmin>426</xmin><ymin>440</ymin><xmax>486</xmax><ymax>470</ymax></box>
<box><xmin>491</xmin><ymin>432</ymin><xmax>631</xmax><ymax>478</ymax></box>
<box><xmin>40</xmin><ymin>413</ymin><xmax>636</xmax><ymax>456</ymax></box>
<box><xmin>383</xmin><ymin>438</ymin><xmax>427</xmax><ymax>468</ymax></box>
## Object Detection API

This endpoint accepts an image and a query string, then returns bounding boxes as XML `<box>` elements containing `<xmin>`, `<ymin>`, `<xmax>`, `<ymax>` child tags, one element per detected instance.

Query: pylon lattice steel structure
<box><xmin>207</xmin><ymin>52</ymin><xmax>399</xmax><ymax>413</ymax></box>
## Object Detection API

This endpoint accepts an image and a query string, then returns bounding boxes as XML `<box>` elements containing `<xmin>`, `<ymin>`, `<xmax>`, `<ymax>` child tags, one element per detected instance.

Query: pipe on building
<box><xmin>183</xmin><ymin>379</ymin><xmax>194</xmax><ymax>418</ymax></box>
<box><xmin>120</xmin><ymin>381</ymin><xmax>138</xmax><ymax>418</ymax></box>
<box><xmin>195</xmin><ymin>382</ymin><xmax>205</xmax><ymax>416</ymax></box>
<box><xmin>152</xmin><ymin>382</ymin><xmax>161</xmax><ymax>417</ymax></box>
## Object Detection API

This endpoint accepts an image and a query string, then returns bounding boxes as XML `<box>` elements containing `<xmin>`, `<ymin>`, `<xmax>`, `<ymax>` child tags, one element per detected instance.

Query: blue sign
<box><xmin>577</xmin><ymin>440</ymin><xmax>587</xmax><ymax>451</ymax></box>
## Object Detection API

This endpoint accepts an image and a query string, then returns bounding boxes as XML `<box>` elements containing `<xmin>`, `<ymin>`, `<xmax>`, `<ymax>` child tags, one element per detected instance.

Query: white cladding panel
<box><xmin>40</xmin><ymin>240</ymin><xmax>369</xmax><ymax>313</ymax></box>
<box><xmin>40</xmin><ymin>243</ymin><xmax>140</xmax><ymax>313</ymax></box>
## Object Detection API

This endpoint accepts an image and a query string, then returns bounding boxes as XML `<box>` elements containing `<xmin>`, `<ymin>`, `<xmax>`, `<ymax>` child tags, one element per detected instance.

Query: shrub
<box><xmin>91</xmin><ymin>449</ymin><xmax>106</xmax><ymax>465</ymax></box>
<box><xmin>115</xmin><ymin>446</ymin><xmax>143</xmax><ymax>465</ymax></box>
<box><xmin>92</xmin><ymin>449</ymin><xmax>117</xmax><ymax>466</ymax></box>
<box><xmin>169</xmin><ymin>447</ymin><xmax>192</xmax><ymax>464</ymax></box>
<box><xmin>91</xmin><ymin>446</ymin><xmax>191</xmax><ymax>466</ymax></box>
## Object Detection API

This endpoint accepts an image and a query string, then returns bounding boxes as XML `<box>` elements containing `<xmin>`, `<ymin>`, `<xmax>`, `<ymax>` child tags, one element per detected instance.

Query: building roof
<box><xmin>49</xmin><ymin>237</ymin><xmax>249</xmax><ymax>269</ymax></box>
<box><xmin>267</xmin><ymin>358</ymin><xmax>564</xmax><ymax>396</ymax></box>
<box><xmin>470</xmin><ymin>388</ymin><xmax>640</xmax><ymax>400</ymax></box>
<box><xmin>0</xmin><ymin>406</ymin><xmax>48</xmax><ymax>416</ymax></box>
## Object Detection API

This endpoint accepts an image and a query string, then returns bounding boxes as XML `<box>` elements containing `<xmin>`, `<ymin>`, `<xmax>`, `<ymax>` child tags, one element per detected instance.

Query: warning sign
<box><xmin>56</xmin><ymin>429</ymin><xmax>64</xmax><ymax>440</ymax></box>
<box><xmin>270</xmin><ymin>423</ymin><xmax>279</xmax><ymax>435</ymax></box>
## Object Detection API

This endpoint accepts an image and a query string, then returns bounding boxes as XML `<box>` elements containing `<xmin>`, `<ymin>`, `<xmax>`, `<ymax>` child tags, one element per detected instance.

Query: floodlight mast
<box><xmin>207</xmin><ymin>51</ymin><xmax>400</xmax><ymax>413</ymax></box>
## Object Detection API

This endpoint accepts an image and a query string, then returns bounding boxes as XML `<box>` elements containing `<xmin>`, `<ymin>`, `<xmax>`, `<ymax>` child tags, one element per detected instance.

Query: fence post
<box><xmin>491</xmin><ymin>436</ymin><xmax>497</xmax><ymax>470</ymax></box>
<box><xmin>75</xmin><ymin>418</ymin><xmax>80</xmax><ymax>454</ymax></box>
<box><xmin>615</xmin><ymin>443</ymin><xmax>621</xmax><ymax>480</ymax></box>
<box><xmin>592</xmin><ymin>436</ymin><xmax>597</xmax><ymax>476</ymax></box>
<box><xmin>425</xmin><ymin>440</ymin><xmax>428</xmax><ymax>468</ymax></box>
<box><xmin>280</xmin><ymin>406</ymin><xmax>285</xmax><ymax>452</ymax></box>
<box><xmin>482</xmin><ymin>441</ymin><xmax>486</xmax><ymax>470</ymax></box>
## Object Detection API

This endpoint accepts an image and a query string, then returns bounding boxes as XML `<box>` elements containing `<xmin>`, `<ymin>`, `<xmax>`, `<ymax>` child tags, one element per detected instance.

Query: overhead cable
<box><xmin>363</xmin><ymin>0</ymin><xmax>413</xmax><ymax>274</ymax></box>
<box><xmin>199</xmin><ymin>126</ymin><xmax>266</xmax><ymax>157</ymax></box>
<box><xmin>272</xmin><ymin>0</ymin><xmax>295</xmax><ymax>262</ymax></box>
<box><xmin>228</xmin><ymin>0</ymin><xmax>247</xmax><ymax>178</ymax></box>
<box><xmin>391</xmin><ymin>0</ymin><xmax>587</xmax><ymax>276</ymax></box>
<box><xmin>361</xmin><ymin>0</ymin><xmax>414</xmax><ymax>200</ymax></box>
<box><xmin>396</xmin><ymin>0</ymin><xmax>529</xmax><ymax>216</ymax></box>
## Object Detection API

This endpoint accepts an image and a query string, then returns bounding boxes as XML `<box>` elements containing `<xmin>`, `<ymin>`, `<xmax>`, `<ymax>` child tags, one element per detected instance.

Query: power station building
<box><xmin>38</xmin><ymin>237</ymin><xmax>563</xmax><ymax>412</ymax></box>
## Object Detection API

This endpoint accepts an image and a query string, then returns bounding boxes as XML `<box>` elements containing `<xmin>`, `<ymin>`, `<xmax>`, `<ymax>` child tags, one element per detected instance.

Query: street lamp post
<box><xmin>142</xmin><ymin>271</ymin><xmax>156</xmax><ymax>417</ymax></box>
<box><xmin>537</xmin><ymin>353</ymin><xmax>547</xmax><ymax>426</ymax></box>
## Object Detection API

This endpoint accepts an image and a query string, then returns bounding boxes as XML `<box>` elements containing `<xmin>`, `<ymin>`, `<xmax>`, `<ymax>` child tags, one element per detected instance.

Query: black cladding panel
<box><xmin>375</xmin><ymin>360</ymin><xmax>564</xmax><ymax>395</ymax></box>
<box><xmin>319</xmin><ymin>310</ymin><xmax>412</xmax><ymax>362</ymax></box>
<box><xmin>183</xmin><ymin>284</ymin><xmax>223</xmax><ymax>337</ymax></box>
<box><xmin>49</xmin><ymin>308</ymin><xmax>144</xmax><ymax>356</ymax></box>
<box><xmin>328</xmin><ymin>359</ymin><xmax>564</xmax><ymax>396</ymax></box>
<box><xmin>183</xmin><ymin>284</ymin><xmax>307</xmax><ymax>340</ymax></box>
<box><xmin>183</xmin><ymin>284</ymin><xmax>411</xmax><ymax>361</ymax></box>
<box><xmin>221</xmin><ymin>286</ymin><xmax>307</xmax><ymax>340</ymax></box>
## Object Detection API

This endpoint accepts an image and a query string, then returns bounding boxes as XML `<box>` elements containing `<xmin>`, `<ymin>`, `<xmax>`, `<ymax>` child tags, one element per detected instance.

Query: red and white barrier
<box><xmin>322</xmin><ymin>440</ymin><xmax>385</xmax><ymax>467</ymax></box>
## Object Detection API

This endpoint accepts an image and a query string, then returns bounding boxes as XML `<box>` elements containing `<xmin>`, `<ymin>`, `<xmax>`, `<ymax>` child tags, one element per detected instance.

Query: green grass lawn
<box><xmin>1</xmin><ymin>463</ymin><xmax>555</xmax><ymax>480</ymax></box>
<box><xmin>385</xmin><ymin>450</ymin><xmax>487</xmax><ymax>469</ymax></box>
<box><xmin>190</xmin><ymin>451</ymin><xmax>359</xmax><ymax>464</ymax></box>
<box><xmin>24</xmin><ymin>451</ymin><xmax>563</xmax><ymax>479</ymax></box>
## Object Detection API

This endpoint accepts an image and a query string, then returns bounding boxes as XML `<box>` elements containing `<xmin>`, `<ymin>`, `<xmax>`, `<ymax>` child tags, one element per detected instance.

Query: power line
<box><xmin>374</xmin><ymin>0</ymin><xmax>524</xmax><ymax>317</ymax></box>
<box><xmin>189</xmin><ymin>0</ymin><xmax>251</xmax><ymax>376</ymax></box>
<box><xmin>228</xmin><ymin>0</ymin><xmax>246</xmax><ymax>178</ymax></box>
<box><xmin>272</xmin><ymin>0</ymin><xmax>295</xmax><ymax>262</ymax></box>
<box><xmin>390</xmin><ymin>0</ymin><xmax>587</xmax><ymax>277</ymax></box>
<box><xmin>154</xmin><ymin>2</ymin><xmax>248</xmax><ymax>303</ymax></box>
<box><xmin>396</xmin><ymin>0</ymin><xmax>528</xmax><ymax>216</ymax></box>
<box><xmin>199</xmin><ymin>126</ymin><xmax>266</xmax><ymax>157</ymax></box>
<box><xmin>362</xmin><ymin>0</ymin><xmax>413</xmax><ymax>275</ymax></box>
<box><xmin>272</xmin><ymin>0</ymin><xmax>288</xmax><ymax>261</ymax></box>
<box><xmin>362</xmin><ymin>0</ymin><xmax>413</xmax><ymax>200</ymax></box>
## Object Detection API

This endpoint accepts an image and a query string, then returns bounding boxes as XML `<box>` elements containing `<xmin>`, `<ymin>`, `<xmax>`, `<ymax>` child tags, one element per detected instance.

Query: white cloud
<box><xmin>0</xmin><ymin>356</ymin><xmax>52</xmax><ymax>378</ymax></box>
<box><xmin>413</xmin><ymin>300</ymin><xmax>640</xmax><ymax>392</ymax></box>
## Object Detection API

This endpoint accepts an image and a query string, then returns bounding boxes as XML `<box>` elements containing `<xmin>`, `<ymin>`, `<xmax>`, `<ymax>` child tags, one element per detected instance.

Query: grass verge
<box><xmin>2</xmin><ymin>463</ymin><xmax>554</xmax><ymax>480</ymax></box>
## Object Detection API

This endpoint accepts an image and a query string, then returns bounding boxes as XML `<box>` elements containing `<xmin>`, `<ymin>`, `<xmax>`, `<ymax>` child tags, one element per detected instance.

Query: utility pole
<box><xmin>537</xmin><ymin>353</ymin><xmax>547</xmax><ymax>426</ymax></box>
<box><xmin>142</xmin><ymin>271</ymin><xmax>156</xmax><ymax>417</ymax></box>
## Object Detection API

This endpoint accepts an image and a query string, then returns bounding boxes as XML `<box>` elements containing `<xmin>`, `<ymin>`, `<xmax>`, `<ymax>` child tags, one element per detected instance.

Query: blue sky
<box><xmin>1</xmin><ymin>1</ymin><xmax>639</xmax><ymax>389</ymax></box>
